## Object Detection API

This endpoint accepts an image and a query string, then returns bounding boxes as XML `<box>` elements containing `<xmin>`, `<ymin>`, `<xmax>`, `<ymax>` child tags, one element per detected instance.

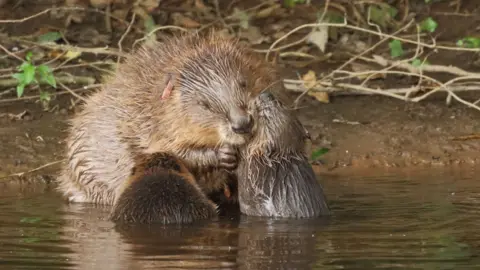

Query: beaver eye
<box><xmin>239</xmin><ymin>80</ymin><xmax>247</xmax><ymax>88</ymax></box>
<box><xmin>198</xmin><ymin>100</ymin><xmax>211</xmax><ymax>110</ymax></box>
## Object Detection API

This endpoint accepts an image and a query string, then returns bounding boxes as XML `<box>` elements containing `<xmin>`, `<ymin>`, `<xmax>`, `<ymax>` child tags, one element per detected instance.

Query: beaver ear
<box><xmin>161</xmin><ymin>73</ymin><xmax>177</xmax><ymax>100</ymax></box>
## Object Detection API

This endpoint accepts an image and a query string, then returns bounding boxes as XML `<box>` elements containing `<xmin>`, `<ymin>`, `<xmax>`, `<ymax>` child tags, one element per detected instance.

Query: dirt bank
<box><xmin>2</xmin><ymin>91</ymin><xmax>480</xmax><ymax>180</ymax></box>
<box><xmin>0</xmin><ymin>0</ymin><xmax>480</xmax><ymax>180</ymax></box>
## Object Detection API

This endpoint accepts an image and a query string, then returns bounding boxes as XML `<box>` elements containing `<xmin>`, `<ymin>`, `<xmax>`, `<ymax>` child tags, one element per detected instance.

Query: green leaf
<box><xmin>284</xmin><ymin>0</ymin><xmax>305</xmax><ymax>8</ymax></box>
<box><xmin>386</xmin><ymin>6</ymin><xmax>398</xmax><ymax>19</ymax></box>
<box><xmin>20</xmin><ymin>217</ymin><xmax>42</xmax><ymax>224</ymax></box>
<box><xmin>325</xmin><ymin>11</ymin><xmax>345</xmax><ymax>23</ymax></box>
<box><xmin>143</xmin><ymin>15</ymin><xmax>156</xmax><ymax>33</ymax></box>
<box><xmin>16</xmin><ymin>84</ymin><xmax>25</xmax><ymax>97</ymax></box>
<box><xmin>411</xmin><ymin>58</ymin><xmax>430</xmax><ymax>67</ymax></box>
<box><xmin>22</xmin><ymin>64</ymin><xmax>36</xmax><ymax>85</ymax></box>
<box><xmin>311</xmin><ymin>148</ymin><xmax>330</xmax><ymax>161</ymax></box>
<box><xmin>456</xmin><ymin>37</ymin><xmax>480</xmax><ymax>48</ymax></box>
<box><xmin>368</xmin><ymin>4</ymin><xmax>397</xmax><ymax>28</ymax></box>
<box><xmin>12</xmin><ymin>72</ymin><xmax>24</xmax><ymax>82</ymax></box>
<box><xmin>37</xmin><ymin>31</ymin><xmax>62</xmax><ymax>43</ymax></box>
<box><xmin>19</xmin><ymin>61</ymin><xmax>30</xmax><ymax>71</ymax></box>
<box><xmin>25</xmin><ymin>51</ymin><xmax>33</xmax><ymax>62</ymax></box>
<box><xmin>411</xmin><ymin>59</ymin><xmax>422</xmax><ymax>67</ymax></box>
<box><xmin>420</xmin><ymin>17</ymin><xmax>438</xmax><ymax>33</ymax></box>
<box><xmin>368</xmin><ymin>6</ymin><xmax>387</xmax><ymax>28</ymax></box>
<box><xmin>37</xmin><ymin>65</ymin><xmax>57</xmax><ymax>88</ymax></box>
<box><xmin>389</xmin><ymin>39</ymin><xmax>404</xmax><ymax>58</ymax></box>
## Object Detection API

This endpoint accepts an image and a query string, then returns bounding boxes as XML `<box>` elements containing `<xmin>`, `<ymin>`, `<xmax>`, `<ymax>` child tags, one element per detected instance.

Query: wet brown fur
<box><xmin>57</xmin><ymin>31</ymin><xmax>278</xmax><ymax>206</ymax></box>
<box><xmin>237</xmin><ymin>91</ymin><xmax>330</xmax><ymax>218</ymax></box>
<box><xmin>110</xmin><ymin>153</ymin><xmax>217</xmax><ymax>224</ymax></box>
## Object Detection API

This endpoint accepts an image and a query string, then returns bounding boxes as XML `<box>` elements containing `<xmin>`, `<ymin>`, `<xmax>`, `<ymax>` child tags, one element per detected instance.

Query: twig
<box><xmin>0</xmin><ymin>160</ymin><xmax>64</xmax><ymax>180</ymax></box>
<box><xmin>132</xmin><ymin>26</ymin><xmax>188</xmax><ymax>48</ymax></box>
<box><xmin>0</xmin><ymin>84</ymin><xmax>101</xmax><ymax>104</ymax></box>
<box><xmin>58</xmin><ymin>82</ymin><xmax>87</xmax><ymax>102</ymax></box>
<box><xmin>12</xmin><ymin>37</ymin><xmax>124</xmax><ymax>57</ymax></box>
<box><xmin>0</xmin><ymin>44</ymin><xmax>24</xmax><ymax>62</ymax></box>
<box><xmin>0</xmin><ymin>7</ymin><xmax>84</xmax><ymax>23</ymax></box>
<box><xmin>117</xmin><ymin>12</ymin><xmax>136</xmax><ymax>64</ymax></box>
<box><xmin>370</xmin><ymin>54</ymin><xmax>480</xmax><ymax>78</ymax></box>
<box><xmin>0</xmin><ymin>75</ymin><xmax>95</xmax><ymax>88</ymax></box>
<box><xmin>266</xmin><ymin>20</ymin><xmax>480</xmax><ymax>62</ymax></box>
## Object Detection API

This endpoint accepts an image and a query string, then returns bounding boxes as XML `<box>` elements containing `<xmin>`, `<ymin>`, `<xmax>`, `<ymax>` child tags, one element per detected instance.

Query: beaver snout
<box><xmin>229</xmin><ymin>108</ymin><xmax>254</xmax><ymax>134</ymax></box>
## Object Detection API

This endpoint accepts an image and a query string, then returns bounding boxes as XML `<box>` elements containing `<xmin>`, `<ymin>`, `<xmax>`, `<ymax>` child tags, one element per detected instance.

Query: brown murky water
<box><xmin>0</xmin><ymin>169</ymin><xmax>479</xmax><ymax>270</ymax></box>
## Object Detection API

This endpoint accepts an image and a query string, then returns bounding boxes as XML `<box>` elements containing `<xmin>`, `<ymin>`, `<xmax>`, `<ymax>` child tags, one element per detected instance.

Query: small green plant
<box><xmin>12</xmin><ymin>51</ymin><xmax>56</xmax><ymax>98</ymax></box>
<box><xmin>419</xmin><ymin>17</ymin><xmax>438</xmax><ymax>33</ymax></box>
<box><xmin>311</xmin><ymin>147</ymin><xmax>330</xmax><ymax>161</ymax></box>
<box><xmin>283</xmin><ymin>0</ymin><xmax>306</xmax><ymax>8</ymax></box>
<box><xmin>368</xmin><ymin>4</ymin><xmax>398</xmax><ymax>28</ymax></box>
<box><xmin>456</xmin><ymin>37</ymin><xmax>480</xmax><ymax>48</ymax></box>
<box><xmin>411</xmin><ymin>58</ymin><xmax>430</xmax><ymax>67</ymax></box>
<box><xmin>389</xmin><ymin>39</ymin><xmax>404</xmax><ymax>58</ymax></box>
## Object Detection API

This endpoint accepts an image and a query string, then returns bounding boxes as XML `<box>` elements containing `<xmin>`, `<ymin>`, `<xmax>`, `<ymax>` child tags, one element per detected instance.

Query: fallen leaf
<box><xmin>302</xmin><ymin>70</ymin><xmax>317</xmax><ymax>89</ymax></box>
<box><xmin>171</xmin><ymin>13</ymin><xmax>201</xmax><ymax>28</ymax></box>
<box><xmin>301</xmin><ymin>70</ymin><xmax>329</xmax><ymax>103</ymax></box>
<box><xmin>64</xmin><ymin>50</ymin><xmax>82</xmax><ymax>60</ymax></box>
<box><xmin>307</xmin><ymin>25</ymin><xmax>329</xmax><ymax>53</ymax></box>
<box><xmin>308</xmin><ymin>91</ymin><xmax>330</xmax><ymax>103</ymax></box>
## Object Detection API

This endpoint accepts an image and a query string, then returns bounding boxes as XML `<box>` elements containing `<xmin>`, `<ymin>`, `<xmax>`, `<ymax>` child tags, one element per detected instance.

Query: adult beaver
<box><xmin>237</xmin><ymin>91</ymin><xmax>330</xmax><ymax>218</ymax></box>
<box><xmin>110</xmin><ymin>152</ymin><xmax>217</xmax><ymax>224</ymax></box>
<box><xmin>57</xmin><ymin>32</ymin><xmax>278</xmax><ymax>212</ymax></box>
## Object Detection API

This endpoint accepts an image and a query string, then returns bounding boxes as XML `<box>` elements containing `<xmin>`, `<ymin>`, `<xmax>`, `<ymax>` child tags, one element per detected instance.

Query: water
<box><xmin>0</xmin><ymin>168</ymin><xmax>479</xmax><ymax>270</ymax></box>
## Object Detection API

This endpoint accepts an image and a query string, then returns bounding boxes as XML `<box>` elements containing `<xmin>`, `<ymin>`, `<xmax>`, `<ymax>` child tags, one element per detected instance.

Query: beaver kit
<box><xmin>237</xmin><ymin>92</ymin><xmax>330</xmax><ymax>218</ymax></box>
<box><xmin>57</xmin><ymin>32</ymin><xmax>329</xmax><ymax>224</ymax></box>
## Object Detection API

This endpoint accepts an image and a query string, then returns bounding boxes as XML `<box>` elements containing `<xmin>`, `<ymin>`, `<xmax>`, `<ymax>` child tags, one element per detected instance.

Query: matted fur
<box><xmin>237</xmin><ymin>92</ymin><xmax>330</xmax><ymax>218</ymax></box>
<box><xmin>57</xmin><ymin>31</ymin><xmax>278</xmax><ymax>206</ymax></box>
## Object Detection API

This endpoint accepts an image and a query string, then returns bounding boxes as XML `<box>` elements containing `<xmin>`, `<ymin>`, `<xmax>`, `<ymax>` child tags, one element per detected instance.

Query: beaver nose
<box><xmin>230</xmin><ymin>109</ymin><xmax>254</xmax><ymax>134</ymax></box>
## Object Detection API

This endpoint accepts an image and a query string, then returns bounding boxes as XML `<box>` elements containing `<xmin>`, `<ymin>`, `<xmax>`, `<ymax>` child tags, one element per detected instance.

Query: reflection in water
<box><xmin>1</xmin><ymin>169</ymin><xmax>480</xmax><ymax>269</ymax></box>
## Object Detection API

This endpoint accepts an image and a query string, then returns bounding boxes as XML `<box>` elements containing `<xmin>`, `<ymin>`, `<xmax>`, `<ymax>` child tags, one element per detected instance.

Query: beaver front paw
<box><xmin>217</xmin><ymin>145</ymin><xmax>238</xmax><ymax>170</ymax></box>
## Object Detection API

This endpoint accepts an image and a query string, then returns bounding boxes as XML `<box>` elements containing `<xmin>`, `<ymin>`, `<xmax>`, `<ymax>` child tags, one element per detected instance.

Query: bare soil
<box><xmin>1</xmin><ymin>0</ymin><xmax>480</xmax><ymax>180</ymax></box>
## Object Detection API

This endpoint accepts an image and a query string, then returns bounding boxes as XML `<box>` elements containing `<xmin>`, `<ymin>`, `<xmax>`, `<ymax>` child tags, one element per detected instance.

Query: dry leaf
<box><xmin>64</xmin><ymin>50</ymin><xmax>82</xmax><ymax>60</ymax></box>
<box><xmin>302</xmin><ymin>70</ymin><xmax>317</xmax><ymax>89</ymax></box>
<box><xmin>307</xmin><ymin>25</ymin><xmax>329</xmax><ymax>53</ymax></box>
<box><xmin>171</xmin><ymin>13</ymin><xmax>201</xmax><ymax>28</ymax></box>
<box><xmin>308</xmin><ymin>91</ymin><xmax>330</xmax><ymax>103</ymax></box>
<box><xmin>301</xmin><ymin>70</ymin><xmax>329</xmax><ymax>103</ymax></box>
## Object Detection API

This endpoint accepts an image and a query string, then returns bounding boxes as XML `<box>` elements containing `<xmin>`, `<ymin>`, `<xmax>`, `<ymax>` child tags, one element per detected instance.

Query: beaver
<box><xmin>110</xmin><ymin>152</ymin><xmax>217</xmax><ymax>224</ymax></box>
<box><xmin>57</xmin><ymin>32</ymin><xmax>278</xmax><ymax>208</ymax></box>
<box><xmin>236</xmin><ymin>91</ymin><xmax>330</xmax><ymax>218</ymax></box>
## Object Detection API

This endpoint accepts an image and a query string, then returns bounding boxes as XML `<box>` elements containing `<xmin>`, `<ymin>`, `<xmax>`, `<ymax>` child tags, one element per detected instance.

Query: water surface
<box><xmin>0</xmin><ymin>168</ymin><xmax>479</xmax><ymax>269</ymax></box>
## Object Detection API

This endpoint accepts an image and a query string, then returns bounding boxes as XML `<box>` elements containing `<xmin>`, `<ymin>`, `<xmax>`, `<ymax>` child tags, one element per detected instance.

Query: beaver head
<box><xmin>115</xmin><ymin>32</ymin><xmax>279</xmax><ymax>152</ymax></box>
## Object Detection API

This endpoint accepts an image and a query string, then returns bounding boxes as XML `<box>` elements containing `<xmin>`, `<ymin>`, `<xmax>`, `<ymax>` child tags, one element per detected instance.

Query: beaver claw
<box><xmin>217</xmin><ymin>145</ymin><xmax>238</xmax><ymax>170</ymax></box>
